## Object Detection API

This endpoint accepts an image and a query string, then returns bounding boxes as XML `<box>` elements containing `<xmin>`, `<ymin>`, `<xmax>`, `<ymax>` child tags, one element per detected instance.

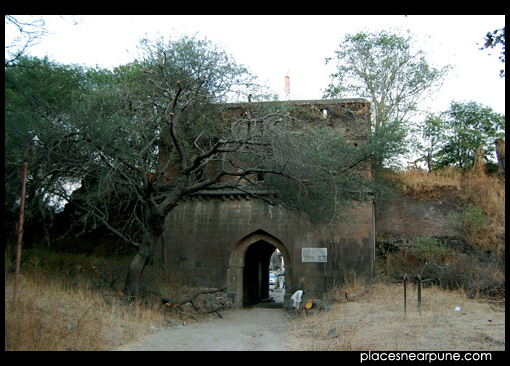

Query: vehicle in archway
<box><xmin>269</xmin><ymin>273</ymin><xmax>276</xmax><ymax>285</ymax></box>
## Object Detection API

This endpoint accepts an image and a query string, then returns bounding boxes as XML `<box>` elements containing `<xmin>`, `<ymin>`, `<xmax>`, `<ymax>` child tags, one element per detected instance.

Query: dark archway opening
<box><xmin>243</xmin><ymin>240</ymin><xmax>278</xmax><ymax>307</ymax></box>
<box><xmin>228</xmin><ymin>229</ymin><xmax>290</xmax><ymax>309</ymax></box>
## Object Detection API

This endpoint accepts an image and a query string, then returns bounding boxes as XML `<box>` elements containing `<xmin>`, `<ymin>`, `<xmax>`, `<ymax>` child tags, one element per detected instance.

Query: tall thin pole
<box><xmin>13</xmin><ymin>143</ymin><xmax>29</xmax><ymax>306</ymax></box>
<box><xmin>417</xmin><ymin>274</ymin><xmax>422</xmax><ymax>316</ymax></box>
<box><xmin>403</xmin><ymin>274</ymin><xmax>407</xmax><ymax>316</ymax></box>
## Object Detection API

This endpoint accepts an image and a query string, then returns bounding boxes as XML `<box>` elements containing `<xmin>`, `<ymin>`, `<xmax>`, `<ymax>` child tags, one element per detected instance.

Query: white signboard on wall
<box><xmin>302</xmin><ymin>248</ymin><xmax>327</xmax><ymax>263</ymax></box>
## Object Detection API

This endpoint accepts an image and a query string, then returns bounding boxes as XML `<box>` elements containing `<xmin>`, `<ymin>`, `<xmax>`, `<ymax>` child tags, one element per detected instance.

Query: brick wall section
<box><xmin>375</xmin><ymin>190</ymin><xmax>469</xmax><ymax>252</ymax></box>
<box><xmin>159</xmin><ymin>99</ymin><xmax>371</xmax><ymax>187</ymax></box>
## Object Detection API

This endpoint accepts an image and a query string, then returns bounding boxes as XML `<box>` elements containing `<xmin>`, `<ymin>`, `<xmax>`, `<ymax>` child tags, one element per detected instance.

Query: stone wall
<box><xmin>155</xmin><ymin>99</ymin><xmax>375</xmax><ymax>308</ymax></box>
<box><xmin>157</xmin><ymin>194</ymin><xmax>374</xmax><ymax>308</ymax></box>
<box><xmin>375</xmin><ymin>190</ymin><xmax>468</xmax><ymax>252</ymax></box>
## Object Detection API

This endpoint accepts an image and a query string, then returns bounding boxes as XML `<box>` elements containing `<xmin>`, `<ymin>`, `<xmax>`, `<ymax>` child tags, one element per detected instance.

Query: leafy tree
<box><xmin>480</xmin><ymin>26</ymin><xmax>505</xmax><ymax>78</ymax></box>
<box><xmin>324</xmin><ymin>30</ymin><xmax>451</xmax><ymax>168</ymax></box>
<box><xmin>419</xmin><ymin>101</ymin><xmax>505</xmax><ymax>170</ymax></box>
<box><xmin>5</xmin><ymin>56</ymin><xmax>93</xmax><ymax>244</ymax></box>
<box><xmin>6</xmin><ymin>36</ymin><xmax>379</xmax><ymax>299</ymax></box>
<box><xmin>415</xmin><ymin>114</ymin><xmax>446</xmax><ymax>171</ymax></box>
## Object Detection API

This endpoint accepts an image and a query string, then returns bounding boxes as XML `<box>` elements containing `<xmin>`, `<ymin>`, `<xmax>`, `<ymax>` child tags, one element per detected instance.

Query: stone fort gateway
<box><xmin>155</xmin><ymin>99</ymin><xmax>375</xmax><ymax>309</ymax></box>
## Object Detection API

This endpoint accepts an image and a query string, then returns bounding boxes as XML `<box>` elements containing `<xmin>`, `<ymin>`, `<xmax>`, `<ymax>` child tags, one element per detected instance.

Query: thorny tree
<box><xmin>6</xmin><ymin>36</ymin><xmax>377</xmax><ymax>299</ymax></box>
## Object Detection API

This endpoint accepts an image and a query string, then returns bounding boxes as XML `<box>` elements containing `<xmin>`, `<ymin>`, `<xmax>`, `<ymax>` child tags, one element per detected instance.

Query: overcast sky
<box><xmin>6</xmin><ymin>15</ymin><xmax>505</xmax><ymax>116</ymax></box>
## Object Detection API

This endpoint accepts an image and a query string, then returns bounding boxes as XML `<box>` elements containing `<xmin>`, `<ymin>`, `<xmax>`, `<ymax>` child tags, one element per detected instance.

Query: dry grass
<box><xmin>5</xmin><ymin>281</ymin><xmax>160</xmax><ymax>351</ymax></box>
<box><xmin>399</xmin><ymin>166</ymin><xmax>462</xmax><ymax>200</ymax></box>
<box><xmin>460</xmin><ymin>167</ymin><xmax>505</xmax><ymax>255</ymax></box>
<box><xmin>378</xmin><ymin>166</ymin><xmax>505</xmax><ymax>301</ymax></box>
<box><xmin>398</xmin><ymin>166</ymin><xmax>505</xmax><ymax>256</ymax></box>
<box><xmin>4</xmin><ymin>250</ymin><xmax>196</xmax><ymax>351</ymax></box>
<box><xmin>288</xmin><ymin>279</ymin><xmax>505</xmax><ymax>351</ymax></box>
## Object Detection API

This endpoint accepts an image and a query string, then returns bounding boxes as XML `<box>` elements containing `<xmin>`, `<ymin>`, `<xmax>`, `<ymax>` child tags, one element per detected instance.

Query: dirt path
<box><xmin>115</xmin><ymin>305</ymin><xmax>292</xmax><ymax>351</ymax></box>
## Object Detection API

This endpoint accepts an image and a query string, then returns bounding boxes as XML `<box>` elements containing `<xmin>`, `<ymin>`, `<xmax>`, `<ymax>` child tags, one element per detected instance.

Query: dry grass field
<box><xmin>4</xmin><ymin>252</ymin><xmax>174</xmax><ymax>351</ymax></box>
<box><xmin>287</xmin><ymin>280</ymin><xmax>505</xmax><ymax>351</ymax></box>
<box><xmin>5</xmin><ymin>253</ymin><xmax>505</xmax><ymax>351</ymax></box>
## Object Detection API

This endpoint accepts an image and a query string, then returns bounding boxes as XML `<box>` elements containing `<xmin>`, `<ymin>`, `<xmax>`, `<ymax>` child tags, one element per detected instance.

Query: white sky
<box><xmin>6</xmin><ymin>15</ymin><xmax>506</xmax><ymax>116</ymax></box>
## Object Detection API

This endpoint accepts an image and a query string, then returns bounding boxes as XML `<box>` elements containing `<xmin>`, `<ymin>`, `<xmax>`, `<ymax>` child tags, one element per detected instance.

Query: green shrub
<box><xmin>461</xmin><ymin>204</ymin><xmax>487</xmax><ymax>238</ymax></box>
<box><xmin>409</xmin><ymin>235</ymin><xmax>453</xmax><ymax>263</ymax></box>
<box><xmin>375</xmin><ymin>234</ymin><xmax>404</xmax><ymax>260</ymax></box>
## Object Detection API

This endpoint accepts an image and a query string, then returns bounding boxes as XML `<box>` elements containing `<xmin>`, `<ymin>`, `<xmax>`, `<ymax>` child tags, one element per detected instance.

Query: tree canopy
<box><xmin>480</xmin><ymin>26</ymin><xmax>505</xmax><ymax>78</ymax></box>
<box><xmin>5</xmin><ymin>35</ymin><xmax>378</xmax><ymax>298</ymax></box>
<box><xmin>417</xmin><ymin>101</ymin><xmax>505</xmax><ymax>170</ymax></box>
<box><xmin>324</xmin><ymin>30</ymin><xmax>451</xmax><ymax>168</ymax></box>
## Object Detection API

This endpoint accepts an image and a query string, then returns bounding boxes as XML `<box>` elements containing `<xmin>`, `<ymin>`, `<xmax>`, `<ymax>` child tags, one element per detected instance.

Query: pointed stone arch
<box><xmin>227</xmin><ymin>229</ymin><xmax>292</xmax><ymax>308</ymax></box>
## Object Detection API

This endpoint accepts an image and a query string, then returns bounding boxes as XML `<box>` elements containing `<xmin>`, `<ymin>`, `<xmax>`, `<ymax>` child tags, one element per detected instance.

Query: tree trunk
<box><xmin>124</xmin><ymin>208</ymin><xmax>166</xmax><ymax>299</ymax></box>
<box><xmin>495</xmin><ymin>139</ymin><xmax>505</xmax><ymax>177</ymax></box>
<box><xmin>124</xmin><ymin>239</ymin><xmax>154</xmax><ymax>299</ymax></box>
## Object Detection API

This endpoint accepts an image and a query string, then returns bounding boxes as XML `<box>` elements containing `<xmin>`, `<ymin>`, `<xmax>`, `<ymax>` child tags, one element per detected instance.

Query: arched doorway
<box><xmin>227</xmin><ymin>230</ymin><xmax>291</xmax><ymax>309</ymax></box>
<box><xmin>243</xmin><ymin>241</ymin><xmax>276</xmax><ymax>306</ymax></box>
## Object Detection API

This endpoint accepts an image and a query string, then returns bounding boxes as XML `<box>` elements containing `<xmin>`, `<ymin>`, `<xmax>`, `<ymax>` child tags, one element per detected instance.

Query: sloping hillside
<box><xmin>374</xmin><ymin>167</ymin><xmax>504</xmax><ymax>300</ymax></box>
<box><xmin>376</xmin><ymin>190</ymin><xmax>464</xmax><ymax>244</ymax></box>
<box><xmin>376</xmin><ymin>167</ymin><xmax>504</xmax><ymax>254</ymax></box>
